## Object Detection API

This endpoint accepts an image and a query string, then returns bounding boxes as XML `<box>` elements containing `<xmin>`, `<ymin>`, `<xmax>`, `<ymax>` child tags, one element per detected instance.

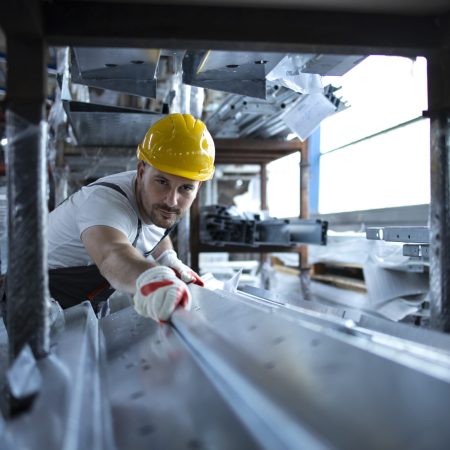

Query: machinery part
<box><xmin>200</xmin><ymin>205</ymin><xmax>327</xmax><ymax>247</ymax></box>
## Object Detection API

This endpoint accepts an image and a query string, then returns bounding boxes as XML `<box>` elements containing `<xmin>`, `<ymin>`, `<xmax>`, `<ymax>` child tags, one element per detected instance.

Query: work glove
<box><xmin>156</xmin><ymin>249</ymin><xmax>204</xmax><ymax>287</ymax></box>
<box><xmin>133</xmin><ymin>266</ymin><xmax>192</xmax><ymax>322</ymax></box>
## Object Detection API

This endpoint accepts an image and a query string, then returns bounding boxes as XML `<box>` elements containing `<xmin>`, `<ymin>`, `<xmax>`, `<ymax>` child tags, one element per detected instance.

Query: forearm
<box><xmin>98</xmin><ymin>244</ymin><xmax>156</xmax><ymax>294</ymax></box>
<box><xmin>151</xmin><ymin>236</ymin><xmax>174</xmax><ymax>259</ymax></box>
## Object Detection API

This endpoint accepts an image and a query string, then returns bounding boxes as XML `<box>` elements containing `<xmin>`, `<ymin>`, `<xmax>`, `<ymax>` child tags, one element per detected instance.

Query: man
<box><xmin>48</xmin><ymin>113</ymin><xmax>215</xmax><ymax>322</ymax></box>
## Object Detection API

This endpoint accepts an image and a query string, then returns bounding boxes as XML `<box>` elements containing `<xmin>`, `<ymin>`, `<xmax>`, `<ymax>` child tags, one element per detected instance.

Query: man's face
<box><xmin>136</xmin><ymin>162</ymin><xmax>201</xmax><ymax>228</ymax></box>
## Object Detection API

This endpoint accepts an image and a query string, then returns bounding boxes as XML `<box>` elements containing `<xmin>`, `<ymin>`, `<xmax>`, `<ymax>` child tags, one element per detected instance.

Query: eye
<box><xmin>155</xmin><ymin>178</ymin><xmax>168</xmax><ymax>186</ymax></box>
<box><xmin>182</xmin><ymin>184</ymin><xmax>195</xmax><ymax>192</ymax></box>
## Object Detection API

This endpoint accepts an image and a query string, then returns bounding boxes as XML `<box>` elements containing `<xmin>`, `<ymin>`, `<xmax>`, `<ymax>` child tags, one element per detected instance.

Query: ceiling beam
<box><xmin>43</xmin><ymin>2</ymin><xmax>443</xmax><ymax>56</ymax></box>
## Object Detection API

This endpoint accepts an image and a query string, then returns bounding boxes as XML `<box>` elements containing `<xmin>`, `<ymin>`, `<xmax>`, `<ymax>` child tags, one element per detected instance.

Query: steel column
<box><xmin>428</xmin><ymin>51</ymin><xmax>450</xmax><ymax>331</ymax></box>
<box><xmin>5</xmin><ymin>37</ymin><xmax>49</xmax><ymax>359</ymax></box>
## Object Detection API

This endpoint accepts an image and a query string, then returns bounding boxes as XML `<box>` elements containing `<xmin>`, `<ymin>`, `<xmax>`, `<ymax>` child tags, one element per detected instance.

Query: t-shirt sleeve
<box><xmin>75</xmin><ymin>187</ymin><xmax>137</xmax><ymax>240</ymax></box>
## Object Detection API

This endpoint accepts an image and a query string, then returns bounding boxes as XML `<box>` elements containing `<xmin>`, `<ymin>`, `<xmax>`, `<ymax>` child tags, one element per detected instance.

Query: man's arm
<box><xmin>81</xmin><ymin>225</ymin><xmax>155</xmax><ymax>294</ymax></box>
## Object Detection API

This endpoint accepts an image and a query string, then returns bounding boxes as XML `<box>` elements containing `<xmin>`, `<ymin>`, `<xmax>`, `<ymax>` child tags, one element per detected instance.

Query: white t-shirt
<box><xmin>48</xmin><ymin>171</ymin><xmax>166</xmax><ymax>269</ymax></box>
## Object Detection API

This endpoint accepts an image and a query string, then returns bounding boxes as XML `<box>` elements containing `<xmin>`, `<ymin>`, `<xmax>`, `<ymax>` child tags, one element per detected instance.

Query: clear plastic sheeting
<box><xmin>5</xmin><ymin>111</ymin><xmax>50</xmax><ymax>357</ymax></box>
<box><xmin>308</xmin><ymin>232</ymin><xmax>429</xmax><ymax>321</ymax></box>
<box><xmin>308</xmin><ymin>231</ymin><xmax>370</xmax><ymax>266</ymax></box>
<box><xmin>7</xmin><ymin>344</ymin><xmax>42</xmax><ymax>400</ymax></box>
<box><xmin>281</xmin><ymin>93</ymin><xmax>336</xmax><ymax>141</ymax></box>
<box><xmin>266</xmin><ymin>54</ymin><xmax>323</xmax><ymax>94</ymax></box>
<box><xmin>371</xmin><ymin>240</ymin><xmax>429</xmax><ymax>272</ymax></box>
<box><xmin>0</xmin><ymin>183</ymin><xmax>7</xmax><ymax>274</ymax></box>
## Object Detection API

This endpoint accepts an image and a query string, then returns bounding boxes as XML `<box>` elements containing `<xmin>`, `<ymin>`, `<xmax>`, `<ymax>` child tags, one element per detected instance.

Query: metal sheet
<box><xmin>71</xmin><ymin>48</ymin><xmax>159</xmax><ymax>98</ymax></box>
<box><xmin>172</xmin><ymin>285</ymin><xmax>450</xmax><ymax>450</ymax></box>
<box><xmin>4</xmin><ymin>303</ymin><xmax>115</xmax><ymax>449</ymax></box>
<box><xmin>100</xmin><ymin>306</ymin><xmax>261</xmax><ymax>450</ymax></box>
<box><xmin>183</xmin><ymin>51</ymin><xmax>284</xmax><ymax>99</ymax></box>
<box><xmin>301</xmin><ymin>54</ymin><xmax>366</xmax><ymax>76</ymax></box>
<box><xmin>64</xmin><ymin>101</ymin><xmax>164</xmax><ymax>146</ymax></box>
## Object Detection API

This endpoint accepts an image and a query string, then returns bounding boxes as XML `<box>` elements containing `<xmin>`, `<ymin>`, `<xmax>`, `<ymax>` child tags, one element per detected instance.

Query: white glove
<box><xmin>156</xmin><ymin>250</ymin><xmax>204</xmax><ymax>287</ymax></box>
<box><xmin>133</xmin><ymin>266</ymin><xmax>192</xmax><ymax>322</ymax></box>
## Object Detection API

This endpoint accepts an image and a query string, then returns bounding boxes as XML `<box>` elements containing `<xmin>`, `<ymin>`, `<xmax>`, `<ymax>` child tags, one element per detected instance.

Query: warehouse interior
<box><xmin>0</xmin><ymin>0</ymin><xmax>449</xmax><ymax>449</ymax></box>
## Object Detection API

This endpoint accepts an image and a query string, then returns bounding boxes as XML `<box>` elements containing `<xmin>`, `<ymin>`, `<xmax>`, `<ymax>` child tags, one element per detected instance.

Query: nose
<box><xmin>164</xmin><ymin>187</ymin><xmax>178</xmax><ymax>208</ymax></box>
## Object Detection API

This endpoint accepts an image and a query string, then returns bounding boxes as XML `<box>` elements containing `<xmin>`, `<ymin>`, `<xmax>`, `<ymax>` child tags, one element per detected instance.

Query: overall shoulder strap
<box><xmin>89</xmin><ymin>181</ymin><xmax>142</xmax><ymax>247</ymax></box>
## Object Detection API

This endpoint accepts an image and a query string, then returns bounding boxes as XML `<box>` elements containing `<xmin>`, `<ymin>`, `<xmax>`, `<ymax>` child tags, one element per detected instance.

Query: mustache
<box><xmin>156</xmin><ymin>204</ymin><xmax>181</xmax><ymax>214</ymax></box>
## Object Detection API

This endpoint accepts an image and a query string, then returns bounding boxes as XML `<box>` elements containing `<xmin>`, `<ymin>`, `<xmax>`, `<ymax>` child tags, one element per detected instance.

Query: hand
<box><xmin>156</xmin><ymin>250</ymin><xmax>204</xmax><ymax>287</ymax></box>
<box><xmin>133</xmin><ymin>266</ymin><xmax>192</xmax><ymax>322</ymax></box>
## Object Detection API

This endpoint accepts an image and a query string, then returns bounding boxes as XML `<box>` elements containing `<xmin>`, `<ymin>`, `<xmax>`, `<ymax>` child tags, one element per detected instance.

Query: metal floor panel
<box><xmin>100</xmin><ymin>306</ymin><xmax>261</xmax><ymax>450</ymax></box>
<box><xmin>2</xmin><ymin>302</ymin><xmax>115</xmax><ymax>450</ymax></box>
<box><xmin>171</xmin><ymin>286</ymin><xmax>450</xmax><ymax>450</ymax></box>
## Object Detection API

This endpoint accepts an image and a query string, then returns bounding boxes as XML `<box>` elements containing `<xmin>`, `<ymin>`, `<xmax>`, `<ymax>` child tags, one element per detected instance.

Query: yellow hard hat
<box><xmin>137</xmin><ymin>113</ymin><xmax>215</xmax><ymax>181</ymax></box>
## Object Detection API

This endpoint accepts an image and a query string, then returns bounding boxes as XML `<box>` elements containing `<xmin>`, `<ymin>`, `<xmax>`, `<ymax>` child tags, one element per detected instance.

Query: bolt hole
<box><xmin>226</xmin><ymin>64</ymin><xmax>239</xmax><ymax>69</ymax></box>
<box><xmin>254</xmin><ymin>60</ymin><xmax>268</xmax><ymax>65</ymax></box>
<box><xmin>281</xmin><ymin>103</ymin><xmax>286</xmax><ymax>109</ymax></box>
<box><xmin>131</xmin><ymin>60</ymin><xmax>144</xmax><ymax>64</ymax></box>
<box><xmin>187</xmin><ymin>438</ymin><xmax>203</xmax><ymax>449</ymax></box>
<box><xmin>105</xmin><ymin>63</ymin><xmax>118</xmax><ymax>68</ymax></box>
<box><xmin>130</xmin><ymin>391</ymin><xmax>145</xmax><ymax>400</ymax></box>
<box><xmin>273</xmin><ymin>336</ymin><xmax>284</xmax><ymax>345</ymax></box>
<box><xmin>138</xmin><ymin>424</ymin><xmax>155</xmax><ymax>436</ymax></box>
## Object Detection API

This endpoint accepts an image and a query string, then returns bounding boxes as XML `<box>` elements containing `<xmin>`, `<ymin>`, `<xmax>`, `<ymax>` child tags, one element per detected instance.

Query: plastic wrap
<box><xmin>7</xmin><ymin>344</ymin><xmax>42</xmax><ymax>400</ymax></box>
<box><xmin>308</xmin><ymin>231</ymin><xmax>429</xmax><ymax>321</ymax></box>
<box><xmin>266</xmin><ymin>54</ymin><xmax>323</xmax><ymax>94</ymax></box>
<box><xmin>5</xmin><ymin>111</ymin><xmax>50</xmax><ymax>357</ymax></box>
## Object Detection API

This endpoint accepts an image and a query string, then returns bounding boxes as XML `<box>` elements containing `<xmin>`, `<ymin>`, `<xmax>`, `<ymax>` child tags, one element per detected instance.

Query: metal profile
<box><xmin>366</xmin><ymin>226</ymin><xmax>430</xmax><ymax>244</ymax></box>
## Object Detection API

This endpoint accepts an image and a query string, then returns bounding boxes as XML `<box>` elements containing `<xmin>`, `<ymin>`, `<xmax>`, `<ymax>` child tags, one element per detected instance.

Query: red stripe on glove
<box><xmin>171</xmin><ymin>269</ymin><xmax>205</xmax><ymax>287</ymax></box>
<box><xmin>140</xmin><ymin>280</ymin><xmax>174</xmax><ymax>296</ymax></box>
<box><xmin>176</xmin><ymin>287</ymin><xmax>190</xmax><ymax>308</ymax></box>
<box><xmin>190</xmin><ymin>272</ymin><xmax>205</xmax><ymax>287</ymax></box>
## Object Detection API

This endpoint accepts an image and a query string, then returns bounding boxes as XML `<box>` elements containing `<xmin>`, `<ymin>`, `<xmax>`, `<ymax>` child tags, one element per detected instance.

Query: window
<box><xmin>318</xmin><ymin>56</ymin><xmax>429</xmax><ymax>213</ymax></box>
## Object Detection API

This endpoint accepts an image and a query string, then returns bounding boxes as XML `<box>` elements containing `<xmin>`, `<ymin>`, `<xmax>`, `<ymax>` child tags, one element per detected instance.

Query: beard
<box><xmin>148</xmin><ymin>203</ymin><xmax>181</xmax><ymax>228</ymax></box>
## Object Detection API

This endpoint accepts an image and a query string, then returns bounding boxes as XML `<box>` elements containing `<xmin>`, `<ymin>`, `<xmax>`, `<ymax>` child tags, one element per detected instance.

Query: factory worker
<box><xmin>47</xmin><ymin>113</ymin><xmax>215</xmax><ymax>322</ymax></box>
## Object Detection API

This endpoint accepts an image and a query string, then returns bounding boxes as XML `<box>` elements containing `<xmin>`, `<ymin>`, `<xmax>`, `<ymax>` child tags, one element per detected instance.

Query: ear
<box><xmin>137</xmin><ymin>161</ymin><xmax>146</xmax><ymax>180</ymax></box>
